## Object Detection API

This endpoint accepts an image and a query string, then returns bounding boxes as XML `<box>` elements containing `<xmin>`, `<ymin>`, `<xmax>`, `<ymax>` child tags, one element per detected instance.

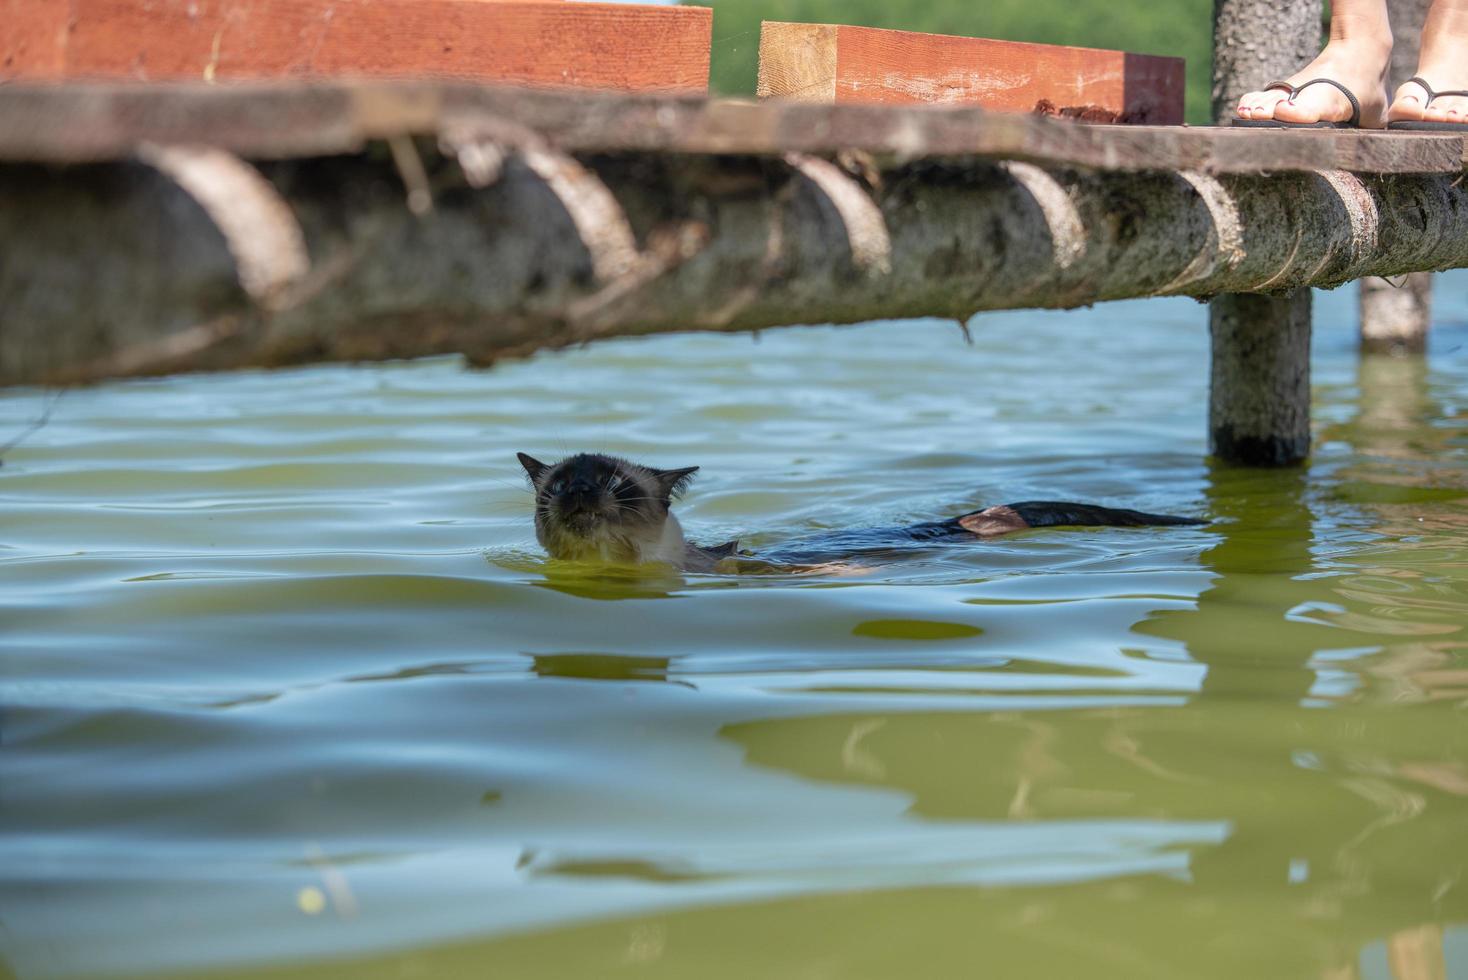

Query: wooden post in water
<box><xmin>1209</xmin><ymin>0</ymin><xmax>1323</xmax><ymax>465</ymax></box>
<box><xmin>1207</xmin><ymin>293</ymin><xmax>1313</xmax><ymax>465</ymax></box>
<box><xmin>1360</xmin><ymin>0</ymin><xmax>1434</xmax><ymax>355</ymax></box>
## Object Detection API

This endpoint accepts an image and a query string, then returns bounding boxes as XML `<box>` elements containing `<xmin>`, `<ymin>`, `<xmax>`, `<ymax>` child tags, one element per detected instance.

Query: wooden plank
<box><xmin>756</xmin><ymin>23</ymin><xmax>836</xmax><ymax>103</ymax></box>
<box><xmin>0</xmin><ymin>82</ymin><xmax>1461</xmax><ymax>175</ymax></box>
<box><xmin>8</xmin><ymin>1</ymin><xmax>710</xmax><ymax>93</ymax></box>
<box><xmin>0</xmin><ymin>0</ymin><xmax>70</xmax><ymax>79</ymax></box>
<box><xmin>758</xmin><ymin>21</ymin><xmax>1185</xmax><ymax>125</ymax></box>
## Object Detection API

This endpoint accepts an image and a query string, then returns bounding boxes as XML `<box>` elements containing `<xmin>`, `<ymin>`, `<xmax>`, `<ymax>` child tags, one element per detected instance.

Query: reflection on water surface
<box><xmin>2</xmin><ymin>284</ymin><xmax>1467</xmax><ymax>979</ymax></box>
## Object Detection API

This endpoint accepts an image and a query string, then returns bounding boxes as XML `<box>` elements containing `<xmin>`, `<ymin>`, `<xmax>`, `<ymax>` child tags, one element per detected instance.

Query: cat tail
<box><xmin>1003</xmin><ymin>501</ymin><xmax>1207</xmax><ymax>529</ymax></box>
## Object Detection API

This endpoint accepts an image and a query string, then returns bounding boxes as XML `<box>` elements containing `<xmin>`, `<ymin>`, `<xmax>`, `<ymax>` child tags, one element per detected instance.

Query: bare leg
<box><xmin>1390</xmin><ymin>0</ymin><xmax>1468</xmax><ymax>121</ymax></box>
<box><xmin>1235</xmin><ymin>0</ymin><xmax>1393</xmax><ymax>126</ymax></box>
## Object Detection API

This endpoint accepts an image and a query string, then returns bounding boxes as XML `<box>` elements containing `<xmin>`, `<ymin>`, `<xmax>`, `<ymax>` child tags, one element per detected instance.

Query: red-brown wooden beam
<box><xmin>0</xmin><ymin>0</ymin><xmax>69</xmax><ymax>78</ymax></box>
<box><xmin>757</xmin><ymin>22</ymin><xmax>1184</xmax><ymax>125</ymax></box>
<box><xmin>1</xmin><ymin>0</ymin><xmax>711</xmax><ymax>93</ymax></box>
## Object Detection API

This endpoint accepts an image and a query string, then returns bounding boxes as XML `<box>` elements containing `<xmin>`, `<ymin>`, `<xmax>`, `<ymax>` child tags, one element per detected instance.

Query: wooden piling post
<box><xmin>1360</xmin><ymin>0</ymin><xmax>1434</xmax><ymax>355</ymax></box>
<box><xmin>1209</xmin><ymin>0</ymin><xmax>1323</xmax><ymax>466</ymax></box>
<box><xmin>1360</xmin><ymin>271</ymin><xmax>1432</xmax><ymax>354</ymax></box>
<box><xmin>1208</xmin><ymin>293</ymin><xmax>1313</xmax><ymax>466</ymax></box>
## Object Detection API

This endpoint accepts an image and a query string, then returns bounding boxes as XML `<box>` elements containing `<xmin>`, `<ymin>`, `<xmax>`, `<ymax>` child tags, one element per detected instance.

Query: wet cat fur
<box><xmin>519</xmin><ymin>452</ymin><xmax>1205</xmax><ymax>571</ymax></box>
<box><xmin>519</xmin><ymin>452</ymin><xmax>739</xmax><ymax>571</ymax></box>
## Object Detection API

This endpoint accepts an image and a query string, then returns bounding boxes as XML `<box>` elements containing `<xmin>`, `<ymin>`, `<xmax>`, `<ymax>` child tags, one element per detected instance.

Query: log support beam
<box><xmin>1209</xmin><ymin>0</ymin><xmax>1324</xmax><ymax>466</ymax></box>
<box><xmin>6</xmin><ymin>147</ymin><xmax>1468</xmax><ymax>389</ymax></box>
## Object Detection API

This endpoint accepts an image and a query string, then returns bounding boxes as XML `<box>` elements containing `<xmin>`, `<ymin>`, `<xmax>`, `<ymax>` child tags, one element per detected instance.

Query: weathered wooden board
<box><xmin>0</xmin><ymin>1</ymin><xmax>711</xmax><ymax>93</ymax></box>
<box><xmin>0</xmin><ymin>82</ymin><xmax>1459</xmax><ymax>174</ymax></box>
<box><xmin>756</xmin><ymin>21</ymin><xmax>1185</xmax><ymax>125</ymax></box>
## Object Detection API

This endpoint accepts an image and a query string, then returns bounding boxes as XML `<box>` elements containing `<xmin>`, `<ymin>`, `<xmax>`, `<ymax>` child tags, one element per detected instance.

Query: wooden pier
<box><xmin>0</xmin><ymin>0</ymin><xmax>1462</xmax><ymax>466</ymax></box>
<box><xmin>5</xmin><ymin>83</ymin><xmax>1468</xmax><ymax>421</ymax></box>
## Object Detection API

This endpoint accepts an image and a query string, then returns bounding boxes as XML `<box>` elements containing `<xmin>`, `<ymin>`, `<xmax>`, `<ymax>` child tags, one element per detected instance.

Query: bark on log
<box><xmin>1210</xmin><ymin>0</ymin><xmax>1323</xmax><ymax>465</ymax></box>
<box><xmin>1210</xmin><ymin>0</ymin><xmax>1323</xmax><ymax>124</ymax></box>
<box><xmin>1360</xmin><ymin>0</ymin><xmax>1435</xmax><ymax>354</ymax></box>
<box><xmin>6</xmin><ymin>146</ymin><xmax>1468</xmax><ymax>388</ymax></box>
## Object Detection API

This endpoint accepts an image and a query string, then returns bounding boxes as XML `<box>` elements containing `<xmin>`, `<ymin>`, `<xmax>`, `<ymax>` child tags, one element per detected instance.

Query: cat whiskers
<box><xmin>611</xmin><ymin>494</ymin><xmax>667</xmax><ymax>506</ymax></box>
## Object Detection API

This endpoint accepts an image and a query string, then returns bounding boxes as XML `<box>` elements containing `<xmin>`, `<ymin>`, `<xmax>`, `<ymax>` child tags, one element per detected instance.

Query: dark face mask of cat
<box><xmin>517</xmin><ymin>452</ymin><xmax>698</xmax><ymax>563</ymax></box>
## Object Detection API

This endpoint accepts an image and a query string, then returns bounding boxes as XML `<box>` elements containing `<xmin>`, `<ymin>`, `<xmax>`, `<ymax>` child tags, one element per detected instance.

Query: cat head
<box><xmin>518</xmin><ymin>452</ymin><xmax>698</xmax><ymax>561</ymax></box>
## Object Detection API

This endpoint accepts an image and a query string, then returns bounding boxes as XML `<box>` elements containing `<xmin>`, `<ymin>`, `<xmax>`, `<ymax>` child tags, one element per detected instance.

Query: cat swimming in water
<box><xmin>518</xmin><ymin>452</ymin><xmax>1206</xmax><ymax>572</ymax></box>
<box><xmin>518</xmin><ymin>452</ymin><xmax>739</xmax><ymax>570</ymax></box>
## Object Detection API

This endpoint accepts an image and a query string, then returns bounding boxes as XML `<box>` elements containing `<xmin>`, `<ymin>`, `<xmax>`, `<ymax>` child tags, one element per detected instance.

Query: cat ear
<box><xmin>653</xmin><ymin>465</ymin><xmax>699</xmax><ymax>499</ymax></box>
<box><xmin>517</xmin><ymin>452</ymin><xmax>549</xmax><ymax>482</ymax></box>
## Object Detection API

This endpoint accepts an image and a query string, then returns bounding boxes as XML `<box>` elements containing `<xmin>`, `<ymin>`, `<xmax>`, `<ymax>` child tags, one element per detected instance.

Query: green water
<box><xmin>4</xmin><ymin>283</ymin><xmax>1468</xmax><ymax>979</ymax></box>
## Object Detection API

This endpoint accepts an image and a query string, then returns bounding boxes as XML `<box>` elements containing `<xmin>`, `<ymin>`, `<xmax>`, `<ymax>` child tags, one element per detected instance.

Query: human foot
<box><xmin>1234</xmin><ymin>40</ymin><xmax>1392</xmax><ymax>127</ymax></box>
<box><xmin>1388</xmin><ymin>0</ymin><xmax>1468</xmax><ymax>126</ymax></box>
<box><xmin>1389</xmin><ymin>75</ymin><xmax>1468</xmax><ymax>125</ymax></box>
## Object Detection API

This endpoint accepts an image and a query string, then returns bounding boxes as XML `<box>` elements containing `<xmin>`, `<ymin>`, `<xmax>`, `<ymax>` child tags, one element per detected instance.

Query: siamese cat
<box><xmin>518</xmin><ymin>452</ymin><xmax>1205</xmax><ymax>572</ymax></box>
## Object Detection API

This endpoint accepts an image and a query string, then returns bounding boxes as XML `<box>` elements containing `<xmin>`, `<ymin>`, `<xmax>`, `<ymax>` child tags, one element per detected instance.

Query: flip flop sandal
<box><xmin>1387</xmin><ymin>76</ymin><xmax>1468</xmax><ymax>130</ymax></box>
<box><xmin>1230</xmin><ymin>77</ymin><xmax>1362</xmax><ymax>128</ymax></box>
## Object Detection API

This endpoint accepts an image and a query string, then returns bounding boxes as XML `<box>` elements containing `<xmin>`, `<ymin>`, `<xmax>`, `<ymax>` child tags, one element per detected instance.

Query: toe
<box><xmin>1438</xmin><ymin>95</ymin><xmax>1468</xmax><ymax>122</ymax></box>
<box><xmin>1236</xmin><ymin>90</ymin><xmax>1287</xmax><ymax>120</ymax></box>
<box><xmin>1390</xmin><ymin>94</ymin><xmax>1423</xmax><ymax>121</ymax></box>
<box><xmin>1389</xmin><ymin>80</ymin><xmax>1431</xmax><ymax>121</ymax></box>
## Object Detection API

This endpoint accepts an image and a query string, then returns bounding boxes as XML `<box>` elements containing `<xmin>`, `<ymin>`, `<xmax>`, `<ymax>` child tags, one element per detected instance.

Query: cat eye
<box><xmin>605</xmin><ymin>474</ymin><xmax>623</xmax><ymax>490</ymax></box>
<box><xmin>551</xmin><ymin>479</ymin><xmax>565</xmax><ymax>494</ymax></box>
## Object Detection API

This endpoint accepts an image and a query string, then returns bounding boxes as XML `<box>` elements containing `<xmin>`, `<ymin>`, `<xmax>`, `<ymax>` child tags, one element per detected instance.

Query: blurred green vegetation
<box><xmin>690</xmin><ymin>0</ymin><xmax>1215</xmax><ymax>124</ymax></box>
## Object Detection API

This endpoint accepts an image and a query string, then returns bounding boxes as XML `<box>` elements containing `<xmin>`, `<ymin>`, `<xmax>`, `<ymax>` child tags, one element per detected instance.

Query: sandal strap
<box><xmin>1288</xmin><ymin>78</ymin><xmax>1362</xmax><ymax>127</ymax></box>
<box><xmin>1406</xmin><ymin>76</ymin><xmax>1437</xmax><ymax>100</ymax></box>
<box><xmin>1405</xmin><ymin>76</ymin><xmax>1468</xmax><ymax>103</ymax></box>
<box><xmin>1260</xmin><ymin>78</ymin><xmax>1361</xmax><ymax>126</ymax></box>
